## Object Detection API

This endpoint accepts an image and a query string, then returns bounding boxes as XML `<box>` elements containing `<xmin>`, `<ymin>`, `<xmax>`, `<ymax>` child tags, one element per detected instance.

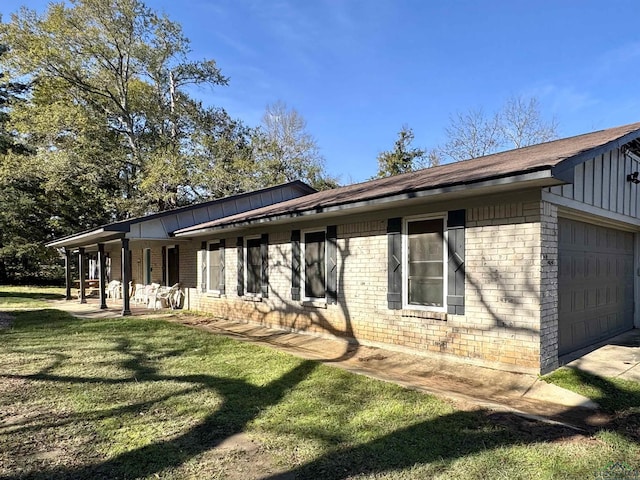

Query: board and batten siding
<box><xmin>543</xmin><ymin>148</ymin><xmax>640</xmax><ymax>225</ymax></box>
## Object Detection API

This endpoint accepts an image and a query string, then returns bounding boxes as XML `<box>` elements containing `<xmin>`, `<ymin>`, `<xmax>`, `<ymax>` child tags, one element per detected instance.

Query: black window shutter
<box><xmin>260</xmin><ymin>234</ymin><xmax>269</xmax><ymax>298</ymax></box>
<box><xmin>447</xmin><ymin>209</ymin><xmax>466</xmax><ymax>315</ymax></box>
<box><xmin>387</xmin><ymin>217</ymin><xmax>402</xmax><ymax>310</ymax></box>
<box><xmin>161</xmin><ymin>246</ymin><xmax>167</xmax><ymax>285</ymax></box>
<box><xmin>237</xmin><ymin>236</ymin><xmax>244</xmax><ymax>296</ymax></box>
<box><xmin>219</xmin><ymin>239</ymin><xmax>226</xmax><ymax>294</ymax></box>
<box><xmin>291</xmin><ymin>230</ymin><xmax>301</xmax><ymax>300</ymax></box>
<box><xmin>200</xmin><ymin>241</ymin><xmax>207</xmax><ymax>293</ymax></box>
<box><xmin>326</xmin><ymin>226</ymin><xmax>338</xmax><ymax>304</ymax></box>
<box><xmin>174</xmin><ymin>245</ymin><xmax>179</xmax><ymax>283</ymax></box>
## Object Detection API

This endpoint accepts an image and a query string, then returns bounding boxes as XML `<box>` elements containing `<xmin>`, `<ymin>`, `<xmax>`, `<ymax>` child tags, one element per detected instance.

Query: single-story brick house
<box><xmin>49</xmin><ymin>122</ymin><xmax>640</xmax><ymax>374</ymax></box>
<box><xmin>46</xmin><ymin>181</ymin><xmax>315</xmax><ymax>312</ymax></box>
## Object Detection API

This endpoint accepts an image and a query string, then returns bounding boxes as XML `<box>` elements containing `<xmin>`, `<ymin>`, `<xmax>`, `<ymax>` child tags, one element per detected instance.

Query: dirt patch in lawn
<box><xmin>205</xmin><ymin>433</ymin><xmax>295</xmax><ymax>480</ymax></box>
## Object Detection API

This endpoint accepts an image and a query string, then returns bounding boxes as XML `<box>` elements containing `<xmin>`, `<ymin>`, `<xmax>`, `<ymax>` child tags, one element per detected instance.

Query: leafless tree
<box><xmin>500</xmin><ymin>96</ymin><xmax>558</xmax><ymax>149</ymax></box>
<box><xmin>440</xmin><ymin>95</ymin><xmax>558</xmax><ymax>162</ymax></box>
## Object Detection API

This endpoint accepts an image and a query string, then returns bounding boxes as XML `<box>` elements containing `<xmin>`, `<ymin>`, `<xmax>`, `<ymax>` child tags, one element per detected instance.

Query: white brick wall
<box><xmin>185</xmin><ymin>199</ymin><xmax>557</xmax><ymax>374</ymax></box>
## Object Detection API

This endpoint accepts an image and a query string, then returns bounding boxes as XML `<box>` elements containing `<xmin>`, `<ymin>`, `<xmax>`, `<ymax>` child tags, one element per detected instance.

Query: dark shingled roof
<box><xmin>175</xmin><ymin>121</ymin><xmax>640</xmax><ymax>234</ymax></box>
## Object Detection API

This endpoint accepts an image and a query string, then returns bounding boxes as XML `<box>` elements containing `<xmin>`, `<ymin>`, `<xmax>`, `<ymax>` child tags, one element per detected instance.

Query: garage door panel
<box><xmin>558</xmin><ymin>218</ymin><xmax>634</xmax><ymax>356</ymax></box>
<box><xmin>596</xmin><ymin>286</ymin><xmax>607</xmax><ymax>307</ymax></box>
<box><xmin>571</xmin><ymin>320</ymin><xmax>587</xmax><ymax>347</ymax></box>
<box><xmin>585</xmin><ymin>287</ymin><xmax>598</xmax><ymax>309</ymax></box>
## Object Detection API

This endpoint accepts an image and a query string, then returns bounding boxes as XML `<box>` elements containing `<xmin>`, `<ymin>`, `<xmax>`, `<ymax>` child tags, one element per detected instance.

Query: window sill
<box><xmin>301</xmin><ymin>300</ymin><xmax>327</xmax><ymax>309</ymax></box>
<box><xmin>243</xmin><ymin>295</ymin><xmax>262</xmax><ymax>303</ymax></box>
<box><xmin>400</xmin><ymin>309</ymin><xmax>447</xmax><ymax>321</ymax></box>
<box><xmin>205</xmin><ymin>291</ymin><xmax>224</xmax><ymax>299</ymax></box>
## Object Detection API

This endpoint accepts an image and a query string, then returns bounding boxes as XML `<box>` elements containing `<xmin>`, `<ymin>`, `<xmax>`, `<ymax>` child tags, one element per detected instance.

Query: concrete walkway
<box><xmin>48</xmin><ymin>299</ymin><xmax>640</xmax><ymax>429</ymax></box>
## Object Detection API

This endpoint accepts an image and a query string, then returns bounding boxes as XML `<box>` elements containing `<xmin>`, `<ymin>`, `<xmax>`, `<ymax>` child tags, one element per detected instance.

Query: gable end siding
<box><xmin>545</xmin><ymin>148</ymin><xmax>640</xmax><ymax>222</ymax></box>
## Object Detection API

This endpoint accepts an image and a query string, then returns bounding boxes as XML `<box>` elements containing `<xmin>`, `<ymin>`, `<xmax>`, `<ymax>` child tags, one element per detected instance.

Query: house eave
<box><xmin>551</xmin><ymin>129</ymin><xmax>640</xmax><ymax>181</ymax></box>
<box><xmin>45</xmin><ymin>229</ymin><xmax>127</xmax><ymax>249</ymax></box>
<box><xmin>175</xmin><ymin>169</ymin><xmax>562</xmax><ymax>238</ymax></box>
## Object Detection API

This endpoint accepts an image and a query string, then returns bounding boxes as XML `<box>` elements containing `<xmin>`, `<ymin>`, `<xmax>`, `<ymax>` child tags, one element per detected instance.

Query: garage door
<box><xmin>558</xmin><ymin>218</ymin><xmax>634</xmax><ymax>356</ymax></box>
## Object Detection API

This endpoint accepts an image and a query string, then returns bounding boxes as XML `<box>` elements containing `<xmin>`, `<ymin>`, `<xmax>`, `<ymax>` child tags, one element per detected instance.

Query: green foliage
<box><xmin>0</xmin><ymin>2</ymin><xmax>340</xmax><ymax>282</ymax></box>
<box><xmin>0</xmin><ymin>0</ymin><xmax>231</xmax><ymax>215</ymax></box>
<box><xmin>374</xmin><ymin>125</ymin><xmax>439</xmax><ymax>178</ymax></box>
<box><xmin>252</xmin><ymin>101</ymin><xmax>338</xmax><ymax>190</ymax></box>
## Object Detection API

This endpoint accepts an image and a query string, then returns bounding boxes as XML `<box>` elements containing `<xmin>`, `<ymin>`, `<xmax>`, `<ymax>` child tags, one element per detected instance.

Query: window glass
<box><xmin>304</xmin><ymin>231</ymin><xmax>326</xmax><ymax>298</ymax></box>
<box><xmin>407</xmin><ymin>218</ymin><xmax>444</xmax><ymax>307</ymax></box>
<box><xmin>246</xmin><ymin>238</ymin><xmax>261</xmax><ymax>294</ymax></box>
<box><xmin>208</xmin><ymin>243</ymin><xmax>220</xmax><ymax>291</ymax></box>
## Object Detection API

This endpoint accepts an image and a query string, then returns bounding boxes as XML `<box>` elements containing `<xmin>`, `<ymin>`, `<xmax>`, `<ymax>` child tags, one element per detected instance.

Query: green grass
<box><xmin>0</xmin><ymin>285</ymin><xmax>65</xmax><ymax>308</ymax></box>
<box><xmin>544</xmin><ymin>367</ymin><xmax>640</xmax><ymax>446</ymax></box>
<box><xmin>544</xmin><ymin>367</ymin><xmax>640</xmax><ymax>414</ymax></box>
<box><xmin>0</xmin><ymin>289</ymin><xmax>638</xmax><ymax>479</ymax></box>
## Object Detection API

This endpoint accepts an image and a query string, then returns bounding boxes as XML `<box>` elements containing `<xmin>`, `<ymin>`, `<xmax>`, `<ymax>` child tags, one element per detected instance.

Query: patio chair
<box><xmin>106</xmin><ymin>280</ymin><xmax>122</xmax><ymax>299</ymax></box>
<box><xmin>150</xmin><ymin>283</ymin><xmax>183</xmax><ymax>310</ymax></box>
<box><xmin>167</xmin><ymin>283</ymin><xmax>184</xmax><ymax>310</ymax></box>
<box><xmin>145</xmin><ymin>283</ymin><xmax>161</xmax><ymax>309</ymax></box>
<box><xmin>132</xmin><ymin>283</ymin><xmax>146</xmax><ymax>304</ymax></box>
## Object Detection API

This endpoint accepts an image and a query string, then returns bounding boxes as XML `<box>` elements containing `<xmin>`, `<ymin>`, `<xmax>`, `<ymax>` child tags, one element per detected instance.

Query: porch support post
<box><xmin>64</xmin><ymin>248</ymin><xmax>72</xmax><ymax>301</ymax></box>
<box><xmin>121</xmin><ymin>238</ymin><xmax>131</xmax><ymax>316</ymax></box>
<box><xmin>98</xmin><ymin>243</ymin><xmax>107</xmax><ymax>309</ymax></box>
<box><xmin>78</xmin><ymin>247</ymin><xmax>86</xmax><ymax>304</ymax></box>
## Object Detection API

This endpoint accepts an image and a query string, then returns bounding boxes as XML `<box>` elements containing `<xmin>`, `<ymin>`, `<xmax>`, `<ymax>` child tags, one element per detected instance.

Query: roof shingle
<box><xmin>175</xmin><ymin>121</ymin><xmax>640</xmax><ymax>234</ymax></box>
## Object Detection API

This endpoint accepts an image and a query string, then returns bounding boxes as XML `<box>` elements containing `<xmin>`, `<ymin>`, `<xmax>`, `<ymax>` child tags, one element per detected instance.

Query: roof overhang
<box><xmin>45</xmin><ymin>228</ymin><xmax>127</xmax><ymax>249</ymax></box>
<box><xmin>552</xmin><ymin>129</ymin><xmax>640</xmax><ymax>182</ymax></box>
<box><xmin>175</xmin><ymin>169</ymin><xmax>563</xmax><ymax>237</ymax></box>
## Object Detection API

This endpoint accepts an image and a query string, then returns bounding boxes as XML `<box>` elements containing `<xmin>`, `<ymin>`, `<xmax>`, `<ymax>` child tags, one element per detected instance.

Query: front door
<box><xmin>167</xmin><ymin>246</ymin><xmax>179</xmax><ymax>286</ymax></box>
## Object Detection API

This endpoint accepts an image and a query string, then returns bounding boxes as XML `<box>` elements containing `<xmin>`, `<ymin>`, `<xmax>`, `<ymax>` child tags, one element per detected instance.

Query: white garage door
<box><xmin>558</xmin><ymin>218</ymin><xmax>634</xmax><ymax>356</ymax></box>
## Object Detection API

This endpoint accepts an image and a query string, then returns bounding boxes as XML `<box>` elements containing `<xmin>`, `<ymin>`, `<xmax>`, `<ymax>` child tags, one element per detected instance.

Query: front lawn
<box><xmin>0</xmin><ymin>286</ymin><xmax>65</xmax><ymax>309</ymax></box>
<box><xmin>0</xmin><ymin>301</ymin><xmax>638</xmax><ymax>478</ymax></box>
<box><xmin>544</xmin><ymin>367</ymin><xmax>640</xmax><ymax>444</ymax></box>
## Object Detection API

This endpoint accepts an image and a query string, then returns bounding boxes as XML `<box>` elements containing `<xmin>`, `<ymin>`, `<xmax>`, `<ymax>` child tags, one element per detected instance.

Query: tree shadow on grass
<box><xmin>265</xmin><ymin>411</ymin><xmax>581</xmax><ymax>480</ymax></box>
<box><xmin>1</xmin><ymin>312</ymin><xmax>638</xmax><ymax>480</ymax></box>
<box><xmin>545</xmin><ymin>367</ymin><xmax>640</xmax><ymax>443</ymax></box>
<box><xmin>0</xmin><ymin>322</ymin><xmax>319</xmax><ymax>480</ymax></box>
<box><xmin>1</xmin><ymin>357</ymin><xmax>584</xmax><ymax>480</ymax></box>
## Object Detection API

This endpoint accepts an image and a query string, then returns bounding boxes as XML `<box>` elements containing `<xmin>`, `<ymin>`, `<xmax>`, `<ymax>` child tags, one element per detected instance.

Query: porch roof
<box><xmin>46</xmin><ymin>180</ymin><xmax>315</xmax><ymax>249</ymax></box>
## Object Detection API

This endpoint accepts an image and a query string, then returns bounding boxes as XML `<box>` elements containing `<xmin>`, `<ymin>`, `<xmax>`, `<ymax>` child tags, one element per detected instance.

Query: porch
<box><xmin>51</xmin><ymin>296</ymin><xmax>180</xmax><ymax>319</ymax></box>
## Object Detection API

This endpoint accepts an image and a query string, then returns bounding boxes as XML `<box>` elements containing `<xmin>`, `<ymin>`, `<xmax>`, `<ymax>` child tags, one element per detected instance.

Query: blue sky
<box><xmin>3</xmin><ymin>1</ymin><xmax>640</xmax><ymax>183</ymax></box>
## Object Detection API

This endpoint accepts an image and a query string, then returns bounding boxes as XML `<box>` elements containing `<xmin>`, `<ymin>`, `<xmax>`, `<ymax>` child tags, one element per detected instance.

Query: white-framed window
<box><xmin>303</xmin><ymin>229</ymin><xmax>327</xmax><ymax>300</ymax></box>
<box><xmin>207</xmin><ymin>241</ymin><xmax>222</xmax><ymax>292</ymax></box>
<box><xmin>245</xmin><ymin>236</ymin><xmax>262</xmax><ymax>296</ymax></box>
<box><xmin>403</xmin><ymin>215</ymin><xmax>447</xmax><ymax>311</ymax></box>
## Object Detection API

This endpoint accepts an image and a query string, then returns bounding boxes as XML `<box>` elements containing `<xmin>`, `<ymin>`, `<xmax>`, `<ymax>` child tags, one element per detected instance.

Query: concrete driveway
<box><xmin>563</xmin><ymin>329</ymin><xmax>640</xmax><ymax>382</ymax></box>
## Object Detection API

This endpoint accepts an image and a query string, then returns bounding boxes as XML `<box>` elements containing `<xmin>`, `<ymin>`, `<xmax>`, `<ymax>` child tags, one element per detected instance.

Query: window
<box><xmin>405</xmin><ymin>217</ymin><xmax>445</xmax><ymax>309</ymax></box>
<box><xmin>207</xmin><ymin>242</ymin><xmax>221</xmax><ymax>292</ymax></box>
<box><xmin>304</xmin><ymin>230</ymin><xmax>326</xmax><ymax>299</ymax></box>
<box><xmin>245</xmin><ymin>237</ymin><xmax>262</xmax><ymax>295</ymax></box>
<box><xmin>143</xmin><ymin>248</ymin><xmax>152</xmax><ymax>284</ymax></box>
